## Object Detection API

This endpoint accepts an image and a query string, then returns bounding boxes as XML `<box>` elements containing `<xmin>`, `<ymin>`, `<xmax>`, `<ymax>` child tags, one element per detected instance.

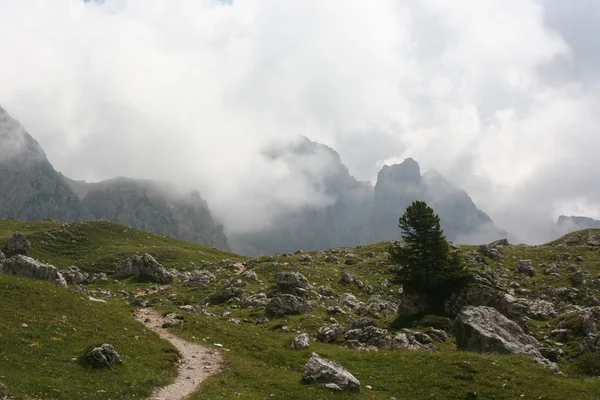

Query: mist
<box><xmin>1</xmin><ymin>0</ymin><xmax>600</xmax><ymax>243</ymax></box>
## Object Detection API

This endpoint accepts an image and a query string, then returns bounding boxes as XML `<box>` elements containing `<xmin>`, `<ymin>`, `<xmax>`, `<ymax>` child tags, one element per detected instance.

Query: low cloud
<box><xmin>1</xmin><ymin>0</ymin><xmax>599</xmax><ymax>242</ymax></box>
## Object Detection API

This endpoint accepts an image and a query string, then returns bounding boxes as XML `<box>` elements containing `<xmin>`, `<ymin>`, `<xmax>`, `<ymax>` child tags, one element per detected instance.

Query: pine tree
<box><xmin>390</xmin><ymin>200</ymin><xmax>469</xmax><ymax>298</ymax></box>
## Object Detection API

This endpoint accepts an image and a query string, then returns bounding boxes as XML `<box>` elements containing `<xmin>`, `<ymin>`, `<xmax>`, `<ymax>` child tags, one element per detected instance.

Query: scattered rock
<box><xmin>317</xmin><ymin>323</ymin><xmax>345</xmax><ymax>343</ymax></box>
<box><xmin>242</xmin><ymin>270</ymin><xmax>259</xmax><ymax>281</ymax></box>
<box><xmin>339</xmin><ymin>293</ymin><xmax>363</xmax><ymax>310</ymax></box>
<box><xmin>62</xmin><ymin>266</ymin><xmax>86</xmax><ymax>285</ymax></box>
<box><xmin>345</xmin><ymin>326</ymin><xmax>388</xmax><ymax>346</ymax></box>
<box><xmin>242</xmin><ymin>293</ymin><xmax>269</xmax><ymax>308</ymax></box>
<box><xmin>266</xmin><ymin>294</ymin><xmax>311</xmax><ymax>317</ymax></box>
<box><xmin>341</xmin><ymin>270</ymin><xmax>356</xmax><ymax>284</ymax></box>
<box><xmin>299</xmin><ymin>254</ymin><xmax>312</xmax><ymax>263</ymax></box>
<box><xmin>1</xmin><ymin>255</ymin><xmax>67</xmax><ymax>287</ymax></box>
<box><xmin>275</xmin><ymin>272</ymin><xmax>312</xmax><ymax>296</ymax></box>
<box><xmin>3</xmin><ymin>232</ymin><xmax>31</xmax><ymax>256</ymax></box>
<box><xmin>327</xmin><ymin>306</ymin><xmax>347</xmax><ymax>315</ymax></box>
<box><xmin>182</xmin><ymin>269</ymin><xmax>216</xmax><ymax>287</ymax></box>
<box><xmin>85</xmin><ymin>344</ymin><xmax>122</xmax><ymax>368</ymax></box>
<box><xmin>115</xmin><ymin>253</ymin><xmax>173</xmax><ymax>284</ymax></box>
<box><xmin>179</xmin><ymin>305</ymin><xmax>197</xmax><ymax>312</ymax></box>
<box><xmin>303</xmin><ymin>353</ymin><xmax>360</xmax><ymax>392</ymax></box>
<box><xmin>203</xmin><ymin>287</ymin><xmax>244</xmax><ymax>306</ymax></box>
<box><xmin>292</xmin><ymin>333</ymin><xmax>310</xmax><ymax>349</ymax></box>
<box><xmin>516</xmin><ymin>260</ymin><xmax>535</xmax><ymax>277</ymax></box>
<box><xmin>317</xmin><ymin>285</ymin><xmax>334</xmax><ymax>297</ymax></box>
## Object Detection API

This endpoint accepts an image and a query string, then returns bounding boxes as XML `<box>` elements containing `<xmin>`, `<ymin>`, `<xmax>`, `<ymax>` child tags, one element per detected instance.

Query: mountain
<box><xmin>0</xmin><ymin>106</ymin><xmax>92</xmax><ymax>222</ymax></box>
<box><xmin>0</xmin><ymin>106</ymin><xmax>229</xmax><ymax>251</ymax></box>
<box><xmin>229</xmin><ymin>137</ymin><xmax>372</xmax><ymax>255</ymax></box>
<box><xmin>72</xmin><ymin>177</ymin><xmax>230</xmax><ymax>251</ymax></box>
<box><xmin>553</xmin><ymin>215</ymin><xmax>600</xmax><ymax>238</ymax></box>
<box><xmin>367</xmin><ymin>159</ymin><xmax>504</xmax><ymax>244</ymax></box>
<box><xmin>231</xmin><ymin>138</ymin><xmax>506</xmax><ymax>255</ymax></box>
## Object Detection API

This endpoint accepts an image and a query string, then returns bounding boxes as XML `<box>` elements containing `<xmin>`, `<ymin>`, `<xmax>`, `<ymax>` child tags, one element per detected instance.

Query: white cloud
<box><xmin>0</xmin><ymin>0</ymin><xmax>599</xmax><ymax>241</ymax></box>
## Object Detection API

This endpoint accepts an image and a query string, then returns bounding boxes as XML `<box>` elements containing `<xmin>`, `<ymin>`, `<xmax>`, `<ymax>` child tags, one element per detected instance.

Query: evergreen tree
<box><xmin>390</xmin><ymin>200</ymin><xmax>469</xmax><ymax>299</ymax></box>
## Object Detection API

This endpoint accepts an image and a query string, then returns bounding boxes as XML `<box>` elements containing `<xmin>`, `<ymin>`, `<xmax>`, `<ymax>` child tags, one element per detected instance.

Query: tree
<box><xmin>390</xmin><ymin>200</ymin><xmax>469</xmax><ymax>299</ymax></box>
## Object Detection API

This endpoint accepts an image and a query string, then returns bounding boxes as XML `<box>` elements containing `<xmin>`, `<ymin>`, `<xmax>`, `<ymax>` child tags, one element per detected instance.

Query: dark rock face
<box><xmin>79</xmin><ymin>178</ymin><xmax>230</xmax><ymax>251</ymax></box>
<box><xmin>231</xmin><ymin>137</ymin><xmax>506</xmax><ymax>255</ymax></box>
<box><xmin>0</xmin><ymin>106</ymin><xmax>92</xmax><ymax>223</ymax></box>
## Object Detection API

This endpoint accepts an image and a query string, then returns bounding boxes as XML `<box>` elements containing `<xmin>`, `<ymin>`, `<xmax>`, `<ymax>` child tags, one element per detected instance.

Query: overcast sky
<box><xmin>1</xmin><ymin>0</ymin><xmax>599</xmax><ymax>242</ymax></box>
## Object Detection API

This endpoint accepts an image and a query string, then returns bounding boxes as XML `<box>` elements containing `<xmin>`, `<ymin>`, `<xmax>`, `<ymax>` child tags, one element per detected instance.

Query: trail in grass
<box><xmin>134</xmin><ymin>308</ymin><xmax>225</xmax><ymax>400</ymax></box>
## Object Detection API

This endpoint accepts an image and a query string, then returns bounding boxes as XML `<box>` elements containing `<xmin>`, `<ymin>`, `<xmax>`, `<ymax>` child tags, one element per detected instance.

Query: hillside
<box><xmin>1</xmin><ymin>221</ymin><xmax>600</xmax><ymax>399</ymax></box>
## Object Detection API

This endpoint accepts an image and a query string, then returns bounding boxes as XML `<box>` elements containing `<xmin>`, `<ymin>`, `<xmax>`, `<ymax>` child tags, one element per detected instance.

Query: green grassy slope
<box><xmin>1</xmin><ymin>220</ymin><xmax>600</xmax><ymax>399</ymax></box>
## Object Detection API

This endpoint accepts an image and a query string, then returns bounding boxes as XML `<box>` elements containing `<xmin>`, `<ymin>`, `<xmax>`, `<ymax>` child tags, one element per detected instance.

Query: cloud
<box><xmin>0</xmin><ymin>0</ymin><xmax>599</xmax><ymax>242</ymax></box>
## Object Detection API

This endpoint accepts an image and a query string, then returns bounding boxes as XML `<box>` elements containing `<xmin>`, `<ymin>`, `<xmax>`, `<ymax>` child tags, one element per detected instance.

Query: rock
<box><xmin>299</xmin><ymin>254</ymin><xmax>312</xmax><ymax>263</ymax></box>
<box><xmin>203</xmin><ymin>287</ymin><xmax>244</xmax><ymax>306</ymax></box>
<box><xmin>571</xmin><ymin>271</ymin><xmax>586</xmax><ymax>287</ymax></box>
<box><xmin>425</xmin><ymin>328</ymin><xmax>450</xmax><ymax>342</ymax></box>
<box><xmin>130</xmin><ymin>297</ymin><xmax>147</xmax><ymax>308</ymax></box>
<box><xmin>292</xmin><ymin>333</ymin><xmax>310</xmax><ymax>349</ymax></box>
<box><xmin>163</xmin><ymin>313</ymin><xmax>183</xmax><ymax>326</ymax></box>
<box><xmin>266</xmin><ymin>294</ymin><xmax>310</xmax><ymax>317</ymax></box>
<box><xmin>182</xmin><ymin>269</ymin><xmax>216</xmax><ymax>287</ymax></box>
<box><xmin>454</xmin><ymin>306</ymin><xmax>539</xmax><ymax>355</ymax></box>
<box><xmin>63</xmin><ymin>266</ymin><xmax>86</xmax><ymax>285</ymax></box>
<box><xmin>324</xmin><ymin>254</ymin><xmax>338</xmax><ymax>263</ymax></box>
<box><xmin>3</xmin><ymin>232</ymin><xmax>31</xmax><ymax>256</ymax></box>
<box><xmin>242</xmin><ymin>270</ymin><xmax>259</xmax><ymax>281</ymax></box>
<box><xmin>0</xmin><ymin>251</ymin><xmax>5</xmax><ymax>266</ymax></box>
<box><xmin>341</xmin><ymin>270</ymin><xmax>356</xmax><ymax>284</ymax></box>
<box><xmin>345</xmin><ymin>326</ymin><xmax>388</xmax><ymax>345</ymax></box>
<box><xmin>327</xmin><ymin>306</ymin><xmax>347</xmax><ymax>315</ymax></box>
<box><xmin>350</xmin><ymin>318</ymin><xmax>377</xmax><ymax>330</ymax></box>
<box><xmin>317</xmin><ymin>323</ymin><xmax>346</xmax><ymax>343</ymax></box>
<box><xmin>115</xmin><ymin>253</ymin><xmax>173</xmax><ymax>284</ymax></box>
<box><xmin>454</xmin><ymin>306</ymin><xmax>559</xmax><ymax>372</ymax></box>
<box><xmin>359</xmin><ymin>296</ymin><xmax>397</xmax><ymax>317</ymax></box>
<box><xmin>242</xmin><ymin>293</ymin><xmax>269</xmax><ymax>308</ymax></box>
<box><xmin>540</xmin><ymin>347</ymin><xmax>564</xmax><ymax>362</ymax></box>
<box><xmin>478</xmin><ymin>245</ymin><xmax>501</xmax><ymax>262</ymax></box>
<box><xmin>516</xmin><ymin>260</ymin><xmax>535</xmax><ymax>277</ymax></box>
<box><xmin>397</xmin><ymin>291</ymin><xmax>429</xmax><ymax>316</ymax></box>
<box><xmin>528</xmin><ymin>300</ymin><xmax>557</xmax><ymax>320</ymax></box>
<box><xmin>179</xmin><ymin>305</ymin><xmax>197</xmax><ymax>312</ymax></box>
<box><xmin>317</xmin><ymin>285</ymin><xmax>334</xmax><ymax>297</ymax></box>
<box><xmin>383</xmin><ymin>333</ymin><xmax>431</xmax><ymax>350</ymax></box>
<box><xmin>581</xmin><ymin>311</ymin><xmax>597</xmax><ymax>336</ymax></box>
<box><xmin>1</xmin><ymin>255</ymin><xmax>67</xmax><ymax>287</ymax></box>
<box><xmin>275</xmin><ymin>272</ymin><xmax>312</xmax><ymax>296</ymax></box>
<box><xmin>85</xmin><ymin>344</ymin><xmax>122</xmax><ymax>368</ymax></box>
<box><xmin>339</xmin><ymin>293</ymin><xmax>363</xmax><ymax>310</ymax></box>
<box><xmin>303</xmin><ymin>353</ymin><xmax>360</xmax><ymax>392</ymax></box>
<box><xmin>489</xmin><ymin>238</ymin><xmax>509</xmax><ymax>247</ymax></box>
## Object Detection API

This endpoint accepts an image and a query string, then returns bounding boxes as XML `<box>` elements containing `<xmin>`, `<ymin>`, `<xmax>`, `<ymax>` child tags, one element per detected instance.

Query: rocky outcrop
<box><xmin>182</xmin><ymin>269</ymin><xmax>216</xmax><ymax>287</ymax></box>
<box><xmin>275</xmin><ymin>271</ymin><xmax>312</xmax><ymax>296</ymax></box>
<box><xmin>79</xmin><ymin>178</ymin><xmax>230</xmax><ymax>251</ymax></box>
<box><xmin>114</xmin><ymin>253</ymin><xmax>173</xmax><ymax>284</ymax></box>
<box><xmin>0</xmin><ymin>106</ymin><xmax>92</xmax><ymax>223</ymax></box>
<box><xmin>454</xmin><ymin>306</ymin><xmax>559</xmax><ymax>372</ymax></box>
<box><xmin>266</xmin><ymin>294</ymin><xmax>311</xmax><ymax>317</ymax></box>
<box><xmin>303</xmin><ymin>353</ymin><xmax>360</xmax><ymax>392</ymax></box>
<box><xmin>85</xmin><ymin>344</ymin><xmax>122</xmax><ymax>368</ymax></box>
<box><xmin>1</xmin><ymin>255</ymin><xmax>67</xmax><ymax>287</ymax></box>
<box><xmin>3</xmin><ymin>232</ymin><xmax>31</xmax><ymax>256</ymax></box>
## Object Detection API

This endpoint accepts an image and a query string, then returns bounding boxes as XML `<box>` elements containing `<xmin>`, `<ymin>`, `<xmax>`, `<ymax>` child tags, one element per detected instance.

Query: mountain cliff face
<box><xmin>554</xmin><ymin>216</ymin><xmax>600</xmax><ymax>239</ymax></box>
<box><xmin>77</xmin><ymin>177</ymin><xmax>230</xmax><ymax>251</ymax></box>
<box><xmin>232</xmin><ymin>139</ymin><xmax>506</xmax><ymax>255</ymax></box>
<box><xmin>229</xmin><ymin>138</ymin><xmax>372</xmax><ymax>255</ymax></box>
<box><xmin>0</xmin><ymin>106</ymin><xmax>92</xmax><ymax>222</ymax></box>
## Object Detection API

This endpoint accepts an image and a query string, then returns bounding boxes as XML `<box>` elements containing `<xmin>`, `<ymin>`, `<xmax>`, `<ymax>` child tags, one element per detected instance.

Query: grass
<box><xmin>1</xmin><ymin>220</ymin><xmax>600</xmax><ymax>399</ymax></box>
<box><xmin>0</xmin><ymin>274</ymin><xmax>177</xmax><ymax>400</ymax></box>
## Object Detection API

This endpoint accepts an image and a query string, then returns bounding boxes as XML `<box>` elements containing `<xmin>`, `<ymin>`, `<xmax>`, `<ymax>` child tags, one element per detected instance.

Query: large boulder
<box><xmin>316</xmin><ymin>323</ymin><xmax>345</xmax><ymax>343</ymax></box>
<box><xmin>84</xmin><ymin>343</ymin><xmax>122</xmax><ymax>368</ymax></box>
<box><xmin>397</xmin><ymin>291</ymin><xmax>429</xmax><ymax>317</ymax></box>
<box><xmin>454</xmin><ymin>306</ymin><xmax>539</xmax><ymax>355</ymax></box>
<box><xmin>1</xmin><ymin>255</ymin><xmax>67</xmax><ymax>287</ymax></box>
<box><xmin>303</xmin><ymin>353</ymin><xmax>360</xmax><ymax>392</ymax></box>
<box><xmin>62</xmin><ymin>266</ymin><xmax>87</xmax><ymax>285</ymax></box>
<box><xmin>266</xmin><ymin>294</ymin><xmax>310</xmax><ymax>317</ymax></box>
<box><xmin>115</xmin><ymin>253</ymin><xmax>172</xmax><ymax>284</ymax></box>
<box><xmin>454</xmin><ymin>306</ymin><xmax>559</xmax><ymax>373</ymax></box>
<box><xmin>3</xmin><ymin>232</ymin><xmax>31</xmax><ymax>256</ymax></box>
<box><xmin>275</xmin><ymin>271</ymin><xmax>313</xmax><ymax>296</ymax></box>
<box><xmin>516</xmin><ymin>260</ymin><xmax>535</xmax><ymax>277</ymax></box>
<box><xmin>182</xmin><ymin>269</ymin><xmax>216</xmax><ymax>287</ymax></box>
<box><xmin>345</xmin><ymin>326</ymin><xmax>388</xmax><ymax>346</ymax></box>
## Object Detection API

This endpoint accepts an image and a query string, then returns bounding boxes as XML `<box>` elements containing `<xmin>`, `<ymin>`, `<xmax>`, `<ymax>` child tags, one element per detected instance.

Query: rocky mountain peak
<box><xmin>376</xmin><ymin>158</ymin><xmax>421</xmax><ymax>188</ymax></box>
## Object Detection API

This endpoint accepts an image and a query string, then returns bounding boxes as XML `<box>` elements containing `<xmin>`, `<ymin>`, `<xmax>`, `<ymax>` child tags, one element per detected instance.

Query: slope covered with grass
<box><xmin>1</xmin><ymin>220</ymin><xmax>600</xmax><ymax>399</ymax></box>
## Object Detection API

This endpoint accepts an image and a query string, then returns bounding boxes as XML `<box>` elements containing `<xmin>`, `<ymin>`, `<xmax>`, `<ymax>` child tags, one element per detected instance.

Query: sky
<box><xmin>1</xmin><ymin>0</ymin><xmax>599</xmax><ymax>243</ymax></box>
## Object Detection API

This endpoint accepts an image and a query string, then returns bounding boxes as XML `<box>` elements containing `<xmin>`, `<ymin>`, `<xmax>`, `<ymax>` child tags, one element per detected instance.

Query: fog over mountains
<box><xmin>5</xmin><ymin>105</ymin><xmax>595</xmax><ymax>255</ymax></box>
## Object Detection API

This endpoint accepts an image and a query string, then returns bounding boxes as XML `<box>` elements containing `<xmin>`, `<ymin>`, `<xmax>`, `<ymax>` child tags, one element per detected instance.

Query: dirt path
<box><xmin>134</xmin><ymin>308</ymin><xmax>225</xmax><ymax>400</ymax></box>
